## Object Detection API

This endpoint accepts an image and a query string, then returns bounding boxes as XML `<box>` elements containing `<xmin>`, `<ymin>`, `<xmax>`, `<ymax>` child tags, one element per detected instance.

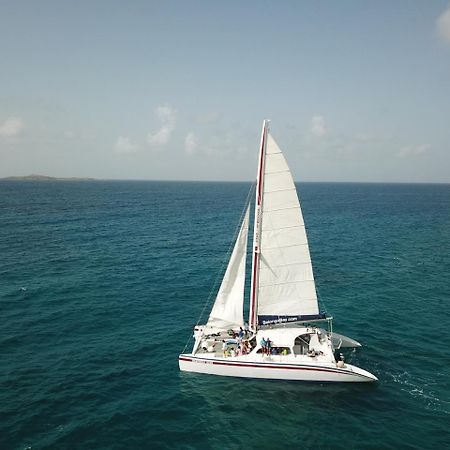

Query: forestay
<box><xmin>207</xmin><ymin>205</ymin><xmax>250</xmax><ymax>329</ymax></box>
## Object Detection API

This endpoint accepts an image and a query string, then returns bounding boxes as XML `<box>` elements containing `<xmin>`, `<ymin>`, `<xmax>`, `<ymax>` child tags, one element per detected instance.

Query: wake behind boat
<box><xmin>179</xmin><ymin>121</ymin><xmax>377</xmax><ymax>383</ymax></box>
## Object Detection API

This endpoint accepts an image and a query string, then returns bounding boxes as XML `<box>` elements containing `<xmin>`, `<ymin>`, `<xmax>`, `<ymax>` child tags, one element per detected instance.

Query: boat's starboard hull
<box><xmin>179</xmin><ymin>354</ymin><xmax>377</xmax><ymax>383</ymax></box>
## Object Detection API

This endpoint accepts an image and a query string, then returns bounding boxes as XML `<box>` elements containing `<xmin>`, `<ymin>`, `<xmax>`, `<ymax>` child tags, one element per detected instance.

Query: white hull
<box><xmin>179</xmin><ymin>354</ymin><xmax>377</xmax><ymax>383</ymax></box>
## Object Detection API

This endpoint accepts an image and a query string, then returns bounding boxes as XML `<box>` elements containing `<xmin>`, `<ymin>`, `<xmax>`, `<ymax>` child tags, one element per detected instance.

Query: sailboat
<box><xmin>179</xmin><ymin>121</ymin><xmax>377</xmax><ymax>382</ymax></box>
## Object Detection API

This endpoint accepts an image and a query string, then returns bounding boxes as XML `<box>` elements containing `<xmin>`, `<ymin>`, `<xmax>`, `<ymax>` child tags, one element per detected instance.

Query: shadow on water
<box><xmin>175</xmin><ymin>372</ymin><xmax>379</xmax><ymax>449</ymax></box>
<box><xmin>178</xmin><ymin>370</ymin><xmax>379</xmax><ymax>411</ymax></box>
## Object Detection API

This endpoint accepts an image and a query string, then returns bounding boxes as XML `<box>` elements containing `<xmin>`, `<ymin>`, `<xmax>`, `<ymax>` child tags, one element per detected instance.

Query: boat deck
<box><xmin>195</xmin><ymin>330</ymin><xmax>335</xmax><ymax>364</ymax></box>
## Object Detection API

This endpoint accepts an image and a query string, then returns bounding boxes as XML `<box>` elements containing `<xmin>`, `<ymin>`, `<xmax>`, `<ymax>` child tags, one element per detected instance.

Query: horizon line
<box><xmin>1</xmin><ymin>175</ymin><xmax>449</xmax><ymax>185</ymax></box>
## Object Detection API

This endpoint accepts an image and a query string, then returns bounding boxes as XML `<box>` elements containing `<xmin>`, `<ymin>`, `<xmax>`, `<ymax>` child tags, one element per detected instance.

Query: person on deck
<box><xmin>260</xmin><ymin>337</ymin><xmax>267</xmax><ymax>355</ymax></box>
<box><xmin>266</xmin><ymin>338</ymin><xmax>272</xmax><ymax>355</ymax></box>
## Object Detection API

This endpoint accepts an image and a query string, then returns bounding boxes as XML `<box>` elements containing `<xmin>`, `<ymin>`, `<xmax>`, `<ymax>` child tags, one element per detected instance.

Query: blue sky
<box><xmin>1</xmin><ymin>1</ymin><xmax>450</xmax><ymax>182</ymax></box>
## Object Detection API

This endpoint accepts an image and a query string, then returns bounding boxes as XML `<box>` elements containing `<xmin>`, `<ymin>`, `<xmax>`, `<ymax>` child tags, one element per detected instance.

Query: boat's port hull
<box><xmin>179</xmin><ymin>354</ymin><xmax>377</xmax><ymax>383</ymax></box>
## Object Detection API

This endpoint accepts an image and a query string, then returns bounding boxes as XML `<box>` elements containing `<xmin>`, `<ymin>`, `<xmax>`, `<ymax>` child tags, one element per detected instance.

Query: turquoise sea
<box><xmin>1</xmin><ymin>180</ymin><xmax>449</xmax><ymax>449</ymax></box>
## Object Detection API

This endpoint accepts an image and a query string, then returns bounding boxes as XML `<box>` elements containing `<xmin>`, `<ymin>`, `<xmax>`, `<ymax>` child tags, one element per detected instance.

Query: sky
<box><xmin>1</xmin><ymin>0</ymin><xmax>450</xmax><ymax>182</ymax></box>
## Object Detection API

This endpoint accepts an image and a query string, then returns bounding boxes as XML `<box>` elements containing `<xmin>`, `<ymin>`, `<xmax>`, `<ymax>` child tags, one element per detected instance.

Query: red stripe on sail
<box><xmin>250</xmin><ymin>124</ymin><xmax>266</xmax><ymax>328</ymax></box>
<box><xmin>256</xmin><ymin>127</ymin><xmax>265</xmax><ymax>206</ymax></box>
<box><xmin>250</xmin><ymin>252</ymin><xmax>258</xmax><ymax>328</ymax></box>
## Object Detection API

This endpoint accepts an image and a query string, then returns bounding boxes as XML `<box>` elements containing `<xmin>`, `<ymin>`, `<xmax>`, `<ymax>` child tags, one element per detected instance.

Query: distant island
<box><xmin>0</xmin><ymin>174</ymin><xmax>96</xmax><ymax>181</ymax></box>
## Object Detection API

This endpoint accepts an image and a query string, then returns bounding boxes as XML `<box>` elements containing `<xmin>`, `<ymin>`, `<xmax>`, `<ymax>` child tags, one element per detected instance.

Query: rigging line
<box><xmin>264</xmin><ymin>205</ymin><xmax>306</xmax><ymax>213</ymax></box>
<box><xmin>293</xmin><ymin>186</ymin><xmax>325</xmax><ymax>314</ymax></box>
<box><xmin>259</xmin><ymin>279</ymin><xmax>315</xmax><ymax>287</ymax></box>
<box><xmin>315</xmin><ymin>281</ymin><xmax>329</xmax><ymax>315</ymax></box>
<box><xmin>261</xmin><ymin>225</ymin><xmax>305</xmax><ymax>232</ymax></box>
<box><xmin>259</xmin><ymin>260</ymin><xmax>312</xmax><ymax>269</ymax></box>
<box><xmin>264</xmin><ymin>186</ymin><xmax>297</xmax><ymax>194</ymax></box>
<box><xmin>193</xmin><ymin>182</ymin><xmax>256</xmax><ymax>330</ymax></box>
<box><xmin>182</xmin><ymin>334</ymin><xmax>193</xmax><ymax>354</ymax></box>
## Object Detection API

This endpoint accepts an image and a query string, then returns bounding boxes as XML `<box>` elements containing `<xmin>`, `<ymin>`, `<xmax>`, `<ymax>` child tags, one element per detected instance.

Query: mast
<box><xmin>249</xmin><ymin>119</ymin><xmax>269</xmax><ymax>331</ymax></box>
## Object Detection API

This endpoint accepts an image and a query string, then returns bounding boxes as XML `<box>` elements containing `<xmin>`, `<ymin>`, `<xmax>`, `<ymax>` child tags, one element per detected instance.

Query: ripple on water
<box><xmin>1</xmin><ymin>181</ymin><xmax>449</xmax><ymax>449</ymax></box>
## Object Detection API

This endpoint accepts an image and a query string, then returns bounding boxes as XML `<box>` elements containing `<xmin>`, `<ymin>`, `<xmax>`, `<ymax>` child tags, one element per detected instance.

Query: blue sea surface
<box><xmin>1</xmin><ymin>180</ymin><xmax>449</xmax><ymax>449</ymax></box>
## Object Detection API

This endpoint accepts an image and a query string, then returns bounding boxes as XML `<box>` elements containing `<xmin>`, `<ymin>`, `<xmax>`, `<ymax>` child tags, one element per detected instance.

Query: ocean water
<box><xmin>1</xmin><ymin>180</ymin><xmax>449</xmax><ymax>450</ymax></box>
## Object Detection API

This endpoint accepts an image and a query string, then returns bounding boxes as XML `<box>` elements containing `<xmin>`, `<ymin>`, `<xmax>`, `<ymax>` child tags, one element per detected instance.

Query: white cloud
<box><xmin>397</xmin><ymin>144</ymin><xmax>431</xmax><ymax>158</ymax></box>
<box><xmin>0</xmin><ymin>116</ymin><xmax>24</xmax><ymax>138</ymax></box>
<box><xmin>185</xmin><ymin>132</ymin><xmax>199</xmax><ymax>155</ymax></box>
<box><xmin>207</xmin><ymin>132</ymin><xmax>248</xmax><ymax>158</ymax></box>
<box><xmin>310</xmin><ymin>115</ymin><xmax>326</xmax><ymax>137</ymax></box>
<box><xmin>114</xmin><ymin>136</ymin><xmax>139</xmax><ymax>154</ymax></box>
<box><xmin>147</xmin><ymin>105</ymin><xmax>176</xmax><ymax>146</ymax></box>
<box><xmin>195</xmin><ymin>112</ymin><xmax>220</xmax><ymax>124</ymax></box>
<box><xmin>64</xmin><ymin>130</ymin><xmax>76</xmax><ymax>140</ymax></box>
<box><xmin>437</xmin><ymin>5</ymin><xmax>450</xmax><ymax>45</ymax></box>
<box><xmin>300</xmin><ymin>125</ymin><xmax>401</xmax><ymax>162</ymax></box>
<box><xmin>182</xmin><ymin>129</ymin><xmax>248</xmax><ymax>159</ymax></box>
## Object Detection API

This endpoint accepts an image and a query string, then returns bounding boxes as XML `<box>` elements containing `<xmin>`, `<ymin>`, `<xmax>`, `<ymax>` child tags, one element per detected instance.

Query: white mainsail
<box><xmin>254</xmin><ymin>126</ymin><xmax>319</xmax><ymax>326</ymax></box>
<box><xmin>206</xmin><ymin>205</ymin><xmax>250</xmax><ymax>329</ymax></box>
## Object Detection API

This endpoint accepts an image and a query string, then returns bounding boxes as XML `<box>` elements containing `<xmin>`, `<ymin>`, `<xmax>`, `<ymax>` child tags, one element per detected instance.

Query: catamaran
<box><xmin>179</xmin><ymin>120</ymin><xmax>377</xmax><ymax>382</ymax></box>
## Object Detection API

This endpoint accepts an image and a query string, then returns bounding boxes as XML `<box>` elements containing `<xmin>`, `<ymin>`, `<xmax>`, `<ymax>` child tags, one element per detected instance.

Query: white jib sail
<box><xmin>207</xmin><ymin>205</ymin><xmax>250</xmax><ymax>329</ymax></box>
<box><xmin>257</xmin><ymin>133</ymin><xmax>319</xmax><ymax>318</ymax></box>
